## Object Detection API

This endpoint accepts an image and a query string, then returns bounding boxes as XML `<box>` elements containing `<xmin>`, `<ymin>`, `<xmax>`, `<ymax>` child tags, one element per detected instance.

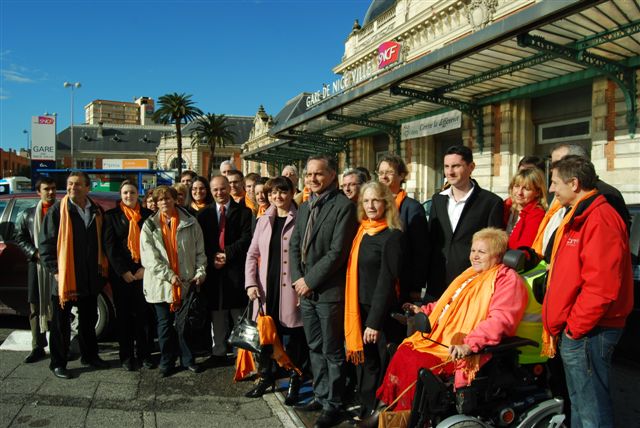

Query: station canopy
<box><xmin>243</xmin><ymin>0</ymin><xmax>639</xmax><ymax>164</ymax></box>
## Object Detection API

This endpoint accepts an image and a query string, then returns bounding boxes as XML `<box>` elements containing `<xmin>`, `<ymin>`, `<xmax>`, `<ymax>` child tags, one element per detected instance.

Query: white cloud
<box><xmin>2</xmin><ymin>69</ymin><xmax>35</xmax><ymax>83</ymax></box>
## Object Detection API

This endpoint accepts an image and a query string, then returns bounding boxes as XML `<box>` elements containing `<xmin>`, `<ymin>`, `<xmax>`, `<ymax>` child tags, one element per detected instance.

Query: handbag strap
<box><xmin>383</xmin><ymin>358</ymin><xmax>453</xmax><ymax>411</ymax></box>
<box><xmin>246</xmin><ymin>298</ymin><xmax>264</xmax><ymax>320</ymax></box>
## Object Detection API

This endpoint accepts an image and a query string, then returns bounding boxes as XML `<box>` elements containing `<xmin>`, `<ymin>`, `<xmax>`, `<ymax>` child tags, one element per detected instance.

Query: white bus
<box><xmin>0</xmin><ymin>176</ymin><xmax>32</xmax><ymax>195</ymax></box>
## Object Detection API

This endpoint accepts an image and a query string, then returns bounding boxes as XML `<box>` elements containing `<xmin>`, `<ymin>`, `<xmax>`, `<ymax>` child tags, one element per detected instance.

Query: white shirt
<box><xmin>215</xmin><ymin>200</ymin><xmax>231</xmax><ymax>222</ymax></box>
<box><xmin>440</xmin><ymin>182</ymin><xmax>475</xmax><ymax>232</ymax></box>
<box><xmin>70</xmin><ymin>198</ymin><xmax>92</xmax><ymax>228</ymax></box>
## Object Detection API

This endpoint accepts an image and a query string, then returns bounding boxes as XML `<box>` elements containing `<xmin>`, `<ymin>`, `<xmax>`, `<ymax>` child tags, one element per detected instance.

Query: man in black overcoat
<box><xmin>15</xmin><ymin>177</ymin><xmax>57</xmax><ymax>363</ymax></box>
<box><xmin>197</xmin><ymin>175</ymin><xmax>252</xmax><ymax>358</ymax></box>
<box><xmin>290</xmin><ymin>154</ymin><xmax>358</xmax><ymax>428</ymax></box>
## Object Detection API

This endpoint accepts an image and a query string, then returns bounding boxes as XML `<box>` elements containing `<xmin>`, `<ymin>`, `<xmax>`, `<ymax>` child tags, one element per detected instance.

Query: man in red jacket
<box><xmin>543</xmin><ymin>155</ymin><xmax>633</xmax><ymax>428</ymax></box>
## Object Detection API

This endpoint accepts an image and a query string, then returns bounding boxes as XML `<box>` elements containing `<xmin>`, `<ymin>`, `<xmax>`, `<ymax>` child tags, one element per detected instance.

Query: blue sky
<box><xmin>0</xmin><ymin>0</ymin><xmax>369</xmax><ymax>151</ymax></box>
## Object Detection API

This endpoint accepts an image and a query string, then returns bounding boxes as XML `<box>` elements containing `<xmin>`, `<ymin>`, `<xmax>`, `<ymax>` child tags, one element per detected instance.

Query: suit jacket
<box><xmin>290</xmin><ymin>188</ymin><xmax>358</xmax><ymax>303</ymax></box>
<box><xmin>428</xmin><ymin>180</ymin><xmax>504</xmax><ymax>298</ymax></box>
<box><xmin>39</xmin><ymin>198</ymin><xmax>107</xmax><ymax>297</ymax></box>
<box><xmin>103</xmin><ymin>204</ymin><xmax>153</xmax><ymax>278</ymax></box>
<box><xmin>197</xmin><ymin>199</ymin><xmax>253</xmax><ymax>310</ymax></box>
<box><xmin>398</xmin><ymin>196</ymin><xmax>429</xmax><ymax>300</ymax></box>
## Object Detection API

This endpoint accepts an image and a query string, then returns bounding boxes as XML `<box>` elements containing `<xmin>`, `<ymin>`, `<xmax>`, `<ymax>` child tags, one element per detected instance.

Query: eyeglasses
<box><xmin>377</xmin><ymin>170</ymin><xmax>396</xmax><ymax>177</ymax></box>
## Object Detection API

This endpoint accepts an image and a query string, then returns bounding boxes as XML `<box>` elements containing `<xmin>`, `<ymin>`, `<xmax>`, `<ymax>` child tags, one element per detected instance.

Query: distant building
<box><xmin>84</xmin><ymin>97</ymin><xmax>155</xmax><ymax>126</ymax></box>
<box><xmin>156</xmin><ymin>115</ymin><xmax>252</xmax><ymax>177</ymax></box>
<box><xmin>0</xmin><ymin>148</ymin><xmax>30</xmax><ymax>178</ymax></box>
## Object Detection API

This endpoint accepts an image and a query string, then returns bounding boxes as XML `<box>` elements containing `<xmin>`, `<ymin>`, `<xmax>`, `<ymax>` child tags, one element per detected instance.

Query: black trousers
<box><xmin>112</xmin><ymin>278</ymin><xmax>152</xmax><ymax>363</ymax></box>
<box><xmin>49</xmin><ymin>294</ymin><xmax>99</xmax><ymax>370</ymax></box>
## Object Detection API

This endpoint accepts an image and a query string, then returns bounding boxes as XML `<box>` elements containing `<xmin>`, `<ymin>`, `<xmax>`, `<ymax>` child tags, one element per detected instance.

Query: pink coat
<box><xmin>245</xmin><ymin>204</ymin><xmax>302</xmax><ymax>328</ymax></box>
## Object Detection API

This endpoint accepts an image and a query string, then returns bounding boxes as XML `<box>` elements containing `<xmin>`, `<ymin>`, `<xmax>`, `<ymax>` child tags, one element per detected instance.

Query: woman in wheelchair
<box><xmin>376</xmin><ymin>228</ymin><xmax>528</xmax><ymax>412</ymax></box>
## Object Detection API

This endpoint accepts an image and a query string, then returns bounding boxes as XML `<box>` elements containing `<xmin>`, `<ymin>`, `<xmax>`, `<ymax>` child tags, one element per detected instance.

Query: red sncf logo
<box><xmin>378</xmin><ymin>41</ymin><xmax>401</xmax><ymax>69</ymax></box>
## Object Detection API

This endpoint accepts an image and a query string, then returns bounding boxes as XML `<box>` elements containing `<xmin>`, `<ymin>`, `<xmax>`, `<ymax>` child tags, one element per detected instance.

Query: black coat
<box><xmin>39</xmin><ymin>198</ymin><xmax>107</xmax><ymax>297</ymax></box>
<box><xmin>15</xmin><ymin>206</ymin><xmax>40</xmax><ymax>303</ymax></box>
<box><xmin>427</xmin><ymin>181</ymin><xmax>504</xmax><ymax>298</ymax></box>
<box><xmin>103</xmin><ymin>204</ymin><xmax>153</xmax><ymax>278</ymax></box>
<box><xmin>290</xmin><ymin>188</ymin><xmax>358</xmax><ymax>303</ymax></box>
<box><xmin>398</xmin><ymin>196</ymin><xmax>429</xmax><ymax>300</ymax></box>
<box><xmin>197</xmin><ymin>199</ymin><xmax>253</xmax><ymax>310</ymax></box>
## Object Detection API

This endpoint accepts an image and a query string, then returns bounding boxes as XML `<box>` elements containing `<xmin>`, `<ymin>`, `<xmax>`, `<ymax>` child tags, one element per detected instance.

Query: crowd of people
<box><xmin>14</xmin><ymin>142</ymin><xmax>633</xmax><ymax>428</ymax></box>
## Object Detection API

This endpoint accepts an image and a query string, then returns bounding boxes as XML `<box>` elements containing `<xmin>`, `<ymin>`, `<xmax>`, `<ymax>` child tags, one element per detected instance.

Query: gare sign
<box><xmin>31</xmin><ymin>115</ymin><xmax>56</xmax><ymax>161</ymax></box>
<box><xmin>305</xmin><ymin>40</ymin><xmax>403</xmax><ymax>109</ymax></box>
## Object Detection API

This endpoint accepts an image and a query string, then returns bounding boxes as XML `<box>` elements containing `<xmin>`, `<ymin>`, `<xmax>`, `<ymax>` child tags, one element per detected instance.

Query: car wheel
<box><xmin>69</xmin><ymin>292</ymin><xmax>113</xmax><ymax>340</ymax></box>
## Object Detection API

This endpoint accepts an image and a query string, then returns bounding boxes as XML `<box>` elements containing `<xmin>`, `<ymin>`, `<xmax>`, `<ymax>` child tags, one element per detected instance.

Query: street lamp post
<box><xmin>22</xmin><ymin>129</ymin><xmax>29</xmax><ymax>149</ymax></box>
<box><xmin>63</xmin><ymin>81</ymin><xmax>81</xmax><ymax>167</ymax></box>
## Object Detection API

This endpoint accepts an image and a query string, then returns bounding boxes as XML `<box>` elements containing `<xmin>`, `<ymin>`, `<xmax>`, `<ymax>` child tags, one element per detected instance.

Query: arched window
<box><xmin>169</xmin><ymin>157</ymin><xmax>187</xmax><ymax>170</ymax></box>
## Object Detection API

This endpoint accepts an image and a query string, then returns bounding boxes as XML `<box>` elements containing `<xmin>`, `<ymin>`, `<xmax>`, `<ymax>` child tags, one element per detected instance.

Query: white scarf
<box><xmin>34</xmin><ymin>201</ymin><xmax>54</xmax><ymax>331</ymax></box>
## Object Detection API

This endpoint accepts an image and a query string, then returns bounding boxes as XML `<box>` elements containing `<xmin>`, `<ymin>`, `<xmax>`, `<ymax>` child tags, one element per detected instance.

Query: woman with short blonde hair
<box><xmin>504</xmin><ymin>168</ymin><xmax>547</xmax><ymax>249</ymax></box>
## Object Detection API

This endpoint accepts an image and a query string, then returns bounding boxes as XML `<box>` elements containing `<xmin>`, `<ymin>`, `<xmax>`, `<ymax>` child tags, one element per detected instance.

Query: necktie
<box><xmin>218</xmin><ymin>205</ymin><xmax>226</xmax><ymax>250</ymax></box>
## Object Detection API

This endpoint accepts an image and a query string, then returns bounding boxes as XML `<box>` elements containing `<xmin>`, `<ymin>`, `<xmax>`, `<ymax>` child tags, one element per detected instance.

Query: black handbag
<box><xmin>228</xmin><ymin>300</ymin><xmax>261</xmax><ymax>353</ymax></box>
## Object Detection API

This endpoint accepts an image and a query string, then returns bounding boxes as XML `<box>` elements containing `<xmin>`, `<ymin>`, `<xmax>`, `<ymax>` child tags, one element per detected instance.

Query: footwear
<box><xmin>52</xmin><ymin>367</ymin><xmax>73</xmax><ymax>379</ymax></box>
<box><xmin>186</xmin><ymin>364</ymin><xmax>203</xmax><ymax>374</ymax></box>
<box><xmin>122</xmin><ymin>359</ymin><xmax>136</xmax><ymax>371</ymax></box>
<box><xmin>284</xmin><ymin>375</ymin><xmax>301</xmax><ymax>406</ymax></box>
<box><xmin>142</xmin><ymin>358</ymin><xmax>156</xmax><ymax>369</ymax></box>
<box><xmin>81</xmin><ymin>356</ymin><xmax>110</xmax><ymax>369</ymax></box>
<box><xmin>244</xmin><ymin>378</ymin><xmax>275</xmax><ymax>398</ymax></box>
<box><xmin>357</xmin><ymin>410</ymin><xmax>380</xmax><ymax>428</ymax></box>
<box><xmin>314</xmin><ymin>409</ymin><xmax>342</xmax><ymax>428</ymax></box>
<box><xmin>295</xmin><ymin>400</ymin><xmax>323</xmax><ymax>412</ymax></box>
<box><xmin>159</xmin><ymin>366</ymin><xmax>176</xmax><ymax>378</ymax></box>
<box><xmin>24</xmin><ymin>348</ymin><xmax>46</xmax><ymax>364</ymax></box>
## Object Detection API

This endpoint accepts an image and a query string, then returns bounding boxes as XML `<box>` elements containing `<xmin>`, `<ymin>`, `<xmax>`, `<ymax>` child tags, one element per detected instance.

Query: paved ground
<box><xmin>1</xmin><ymin>316</ymin><xmax>639</xmax><ymax>428</ymax></box>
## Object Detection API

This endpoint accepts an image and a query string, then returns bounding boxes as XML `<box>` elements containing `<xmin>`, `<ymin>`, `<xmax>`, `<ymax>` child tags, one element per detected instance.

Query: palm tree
<box><xmin>191</xmin><ymin>113</ymin><xmax>236</xmax><ymax>179</ymax></box>
<box><xmin>153</xmin><ymin>92</ymin><xmax>203</xmax><ymax>177</ymax></box>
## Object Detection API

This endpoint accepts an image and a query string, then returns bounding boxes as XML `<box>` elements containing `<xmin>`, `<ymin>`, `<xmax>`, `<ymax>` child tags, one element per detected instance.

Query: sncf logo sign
<box><xmin>378</xmin><ymin>41</ymin><xmax>401</xmax><ymax>69</ymax></box>
<box><xmin>38</xmin><ymin>116</ymin><xmax>54</xmax><ymax>125</ymax></box>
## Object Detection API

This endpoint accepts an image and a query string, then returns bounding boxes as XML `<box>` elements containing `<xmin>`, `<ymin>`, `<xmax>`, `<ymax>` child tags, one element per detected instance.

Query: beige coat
<box><xmin>140</xmin><ymin>208</ymin><xmax>207</xmax><ymax>304</ymax></box>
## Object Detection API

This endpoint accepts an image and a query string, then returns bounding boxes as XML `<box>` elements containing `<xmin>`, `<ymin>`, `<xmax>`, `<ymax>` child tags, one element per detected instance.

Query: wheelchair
<box><xmin>406</xmin><ymin>249</ymin><xmax>565</xmax><ymax>428</ymax></box>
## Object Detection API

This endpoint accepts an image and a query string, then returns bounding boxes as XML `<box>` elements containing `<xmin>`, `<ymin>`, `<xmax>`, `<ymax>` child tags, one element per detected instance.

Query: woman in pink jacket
<box><xmin>244</xmin><ymin>176</ymin><xmax>308</xmax><ymax>404</ymax></box>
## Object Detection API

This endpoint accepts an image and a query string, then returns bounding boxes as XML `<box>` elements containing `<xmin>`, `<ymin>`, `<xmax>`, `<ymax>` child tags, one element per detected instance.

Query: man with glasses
<box><xmin>341</xmin><ymin>169</ymin><xmax>367</xmax><ymax>203</ymax></box>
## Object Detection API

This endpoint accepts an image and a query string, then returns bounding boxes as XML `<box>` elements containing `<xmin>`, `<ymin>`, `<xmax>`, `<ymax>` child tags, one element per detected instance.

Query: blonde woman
<box><xmin>503</xmin><ymin>168</ymin><xmax>547</xmax><ymax>249</ymax></box>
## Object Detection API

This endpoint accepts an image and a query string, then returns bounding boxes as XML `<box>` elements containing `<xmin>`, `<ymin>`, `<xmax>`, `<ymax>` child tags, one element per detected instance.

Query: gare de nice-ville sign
<box><xmin>305</xmin><ymin>41</ymin><xmax>402</xmax><ymax>109</ymax></box>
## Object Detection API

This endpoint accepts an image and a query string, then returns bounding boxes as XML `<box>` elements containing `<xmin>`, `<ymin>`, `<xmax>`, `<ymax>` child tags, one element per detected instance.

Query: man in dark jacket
<box><xmin>428</xmin><ymin>145</ymin><xmax>504</xmax><ymax>298</ymax></box>
<box><xmin>39</xmin><ymin>171</ymin><xmax>109</xmax><ymax>379</ymax></box>
<box><xmin>197</xmin><ymin>175</ymin><xmax>253</xmax><ymax>359</ymax></box>
<box><xmin>14</xmin><ymin>177</ymin><xmax>57</xmax><ymax>363</ymax></box>
<box><xmin>290</xmin><ymin>154</ymin><xmax>358</xmax><ymax>428</ymax></box>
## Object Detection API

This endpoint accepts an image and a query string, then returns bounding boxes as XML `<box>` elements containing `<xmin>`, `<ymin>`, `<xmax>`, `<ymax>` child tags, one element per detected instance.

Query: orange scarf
<box><xmin>191</xmin><ymin>200</ymin><xmax>207</xmax><ymax>211</ymax></box>
<box><xmin>302</xmin><ymin>186</ymin><xmax>310</xmax><ymax>202</ymax></box>
<box><xmin>257</xmin><ymin>204</ymin><xmax>268</xmax><ymax>218</ymax></box>
<box><xmin>541</xmin><ymin>189</ymin><xmax>598</xmax><ymax>357</ymax></box>
<box><xmin>245</xmin><ymin>197</ymin><xmax>256</xmax><ymax>213</ymax></box>
<box><xmin>257</xmin><ymin>314</ymin><xmax>302</xmax><ymax>375</ymax></box>
<box><xmin>531</xmin><ymin>198</ymin><xmax>563</xmax><ymax>256</ymax></box>
<box><xmin>57</xmin><ymin>195</ymin><xmax>108</xmax><ymax>308</ymax></box>
<box><xmin>120</xmin><ymin>201</ymin><xmax>142</xmax><ymax>263</ymax></box>
<box><xmin>344</xmin><ymin>218</ymin><xmax>389</xmax><ymax>364</ymax></box>
<box><xmin>42</xmin><ymin>200</ymin><xmax>53</xmax><ymax>216</ymax></box>
<box><xmin>160</xmin><ymin>211</ymin><xmax>181</xmax><ymax>312</ymax></box>
<box><xmin>234</xmin><ymin>348</ymin><xmax>257</xmax><ymax>382</ymax></box>
<box><xmin>403</xmin><ymin>265</ymin><xmax>501</xmax><ymax>382</ymax></box>
<box><xmin>394</xmin><ymin>189</ymin><xmax>407</xmax><ymax>210</ymax></box>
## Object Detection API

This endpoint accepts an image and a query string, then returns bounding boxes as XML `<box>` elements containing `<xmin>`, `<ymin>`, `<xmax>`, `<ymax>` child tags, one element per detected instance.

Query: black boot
<box><xmin>245</xmin><ymin>377</ymin><xmax>275</xmax><ymax>398</ymax></box>
<box><xmin>284</xmin><ymin>373</ymin><xmax>301</xmax><ymax>406</ymax></box>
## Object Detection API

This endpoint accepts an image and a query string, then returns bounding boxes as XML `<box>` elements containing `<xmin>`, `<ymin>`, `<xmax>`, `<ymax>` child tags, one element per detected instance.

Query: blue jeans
<box><xmin>154</xmin><ymin>303</ymin><xmax>194</xmax><ymax>370</ymax></box>
<box><xmin>559</xmin><ymin>327</ymin><xmax>622</xmax><ymax>428</ymax></box>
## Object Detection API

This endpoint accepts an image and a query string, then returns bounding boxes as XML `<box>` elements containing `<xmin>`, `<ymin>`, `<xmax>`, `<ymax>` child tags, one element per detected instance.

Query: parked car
<box><xmin>0</xmin><ymin>191</ymin><xmax>120</xmax><ymax>339</ymax></box>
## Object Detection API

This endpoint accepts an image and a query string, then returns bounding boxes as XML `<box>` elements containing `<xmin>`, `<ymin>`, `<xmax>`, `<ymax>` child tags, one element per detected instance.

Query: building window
<box><xmin>76</xmin><ymin>160</ymin><xmax>94</xmax><ymax>169</ymax></box>
<box><xmin>538</xmin><ymin>117</ymin><xmax>591</xmax><ymax>145</ymax></box>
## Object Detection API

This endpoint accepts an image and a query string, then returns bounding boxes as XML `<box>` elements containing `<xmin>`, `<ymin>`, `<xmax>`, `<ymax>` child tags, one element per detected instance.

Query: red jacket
<box><xmin>504</xmin><ymin>200</ymin><xmax>546</xmax><ymax>250</ymax></box>
<box><xmin>542</xmin><ymin>194</ymin><xmax>633</xmax><ymax>339</ymax></box>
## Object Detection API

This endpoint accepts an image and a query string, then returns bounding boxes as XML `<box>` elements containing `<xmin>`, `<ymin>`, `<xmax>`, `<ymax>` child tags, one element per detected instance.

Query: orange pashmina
<box><xmin>245</xmin><ymin>197</ymin><xmax>256</xmax><ymax>213</ymax></box>
<box><xmin>394</xmin><ymin>189</ymin><xmax>407</xmax><ymax>210</ymax></box>
<box><xmin>531</xmin><ymin>198</ymin><xmax>563</xmax><ymax>256</ymax></box>
<box><xmin>234</xmin><ymin>348</ymin><xmax>257</xmax><ymax>382</ymax></box>
<box><xmin>191</xmin><ymin>200</ymin><xmax>207</xmax><ymax>211</ymax></box>
<box><xmin>302</xmin><ymin>186</ymin><xmax>310</xmax><ymax>202</ymax></box>
<box><xmin>344</xmin><ymin>218</ymin><xmax>389</xmax><ymax>364</ymax></box>
<box><xmin>57</xmin><ymin>195</ymin><xmax>108</xmax><ymax>308</ymax></box>
<box><xmin>258</xmin><ymin>314</ymin><xmax>302</xmax><ymax>375</ymax></box>
<box><xmin>403</xmin><ymin>265</ymin><xmax>500</xmax><ymax>382</ymax></box>
<box><xmin>120</xmin><ymin>201</ymin><xmax>142</xmax><ymax>263</ymax></box>
<box><xmin>541</xmin><ymin>189</ymin><xmax>598</xmax><ymax>357</ymax></box>
<box><xmin>160</xmin><ymin>211</ymin><xmax>181</xmax><ymax>312</ymax></box>
<box><xmin>257</xmin><ymin>204</ymin><xmax>268</xmax><ymax>218</ymax></box>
